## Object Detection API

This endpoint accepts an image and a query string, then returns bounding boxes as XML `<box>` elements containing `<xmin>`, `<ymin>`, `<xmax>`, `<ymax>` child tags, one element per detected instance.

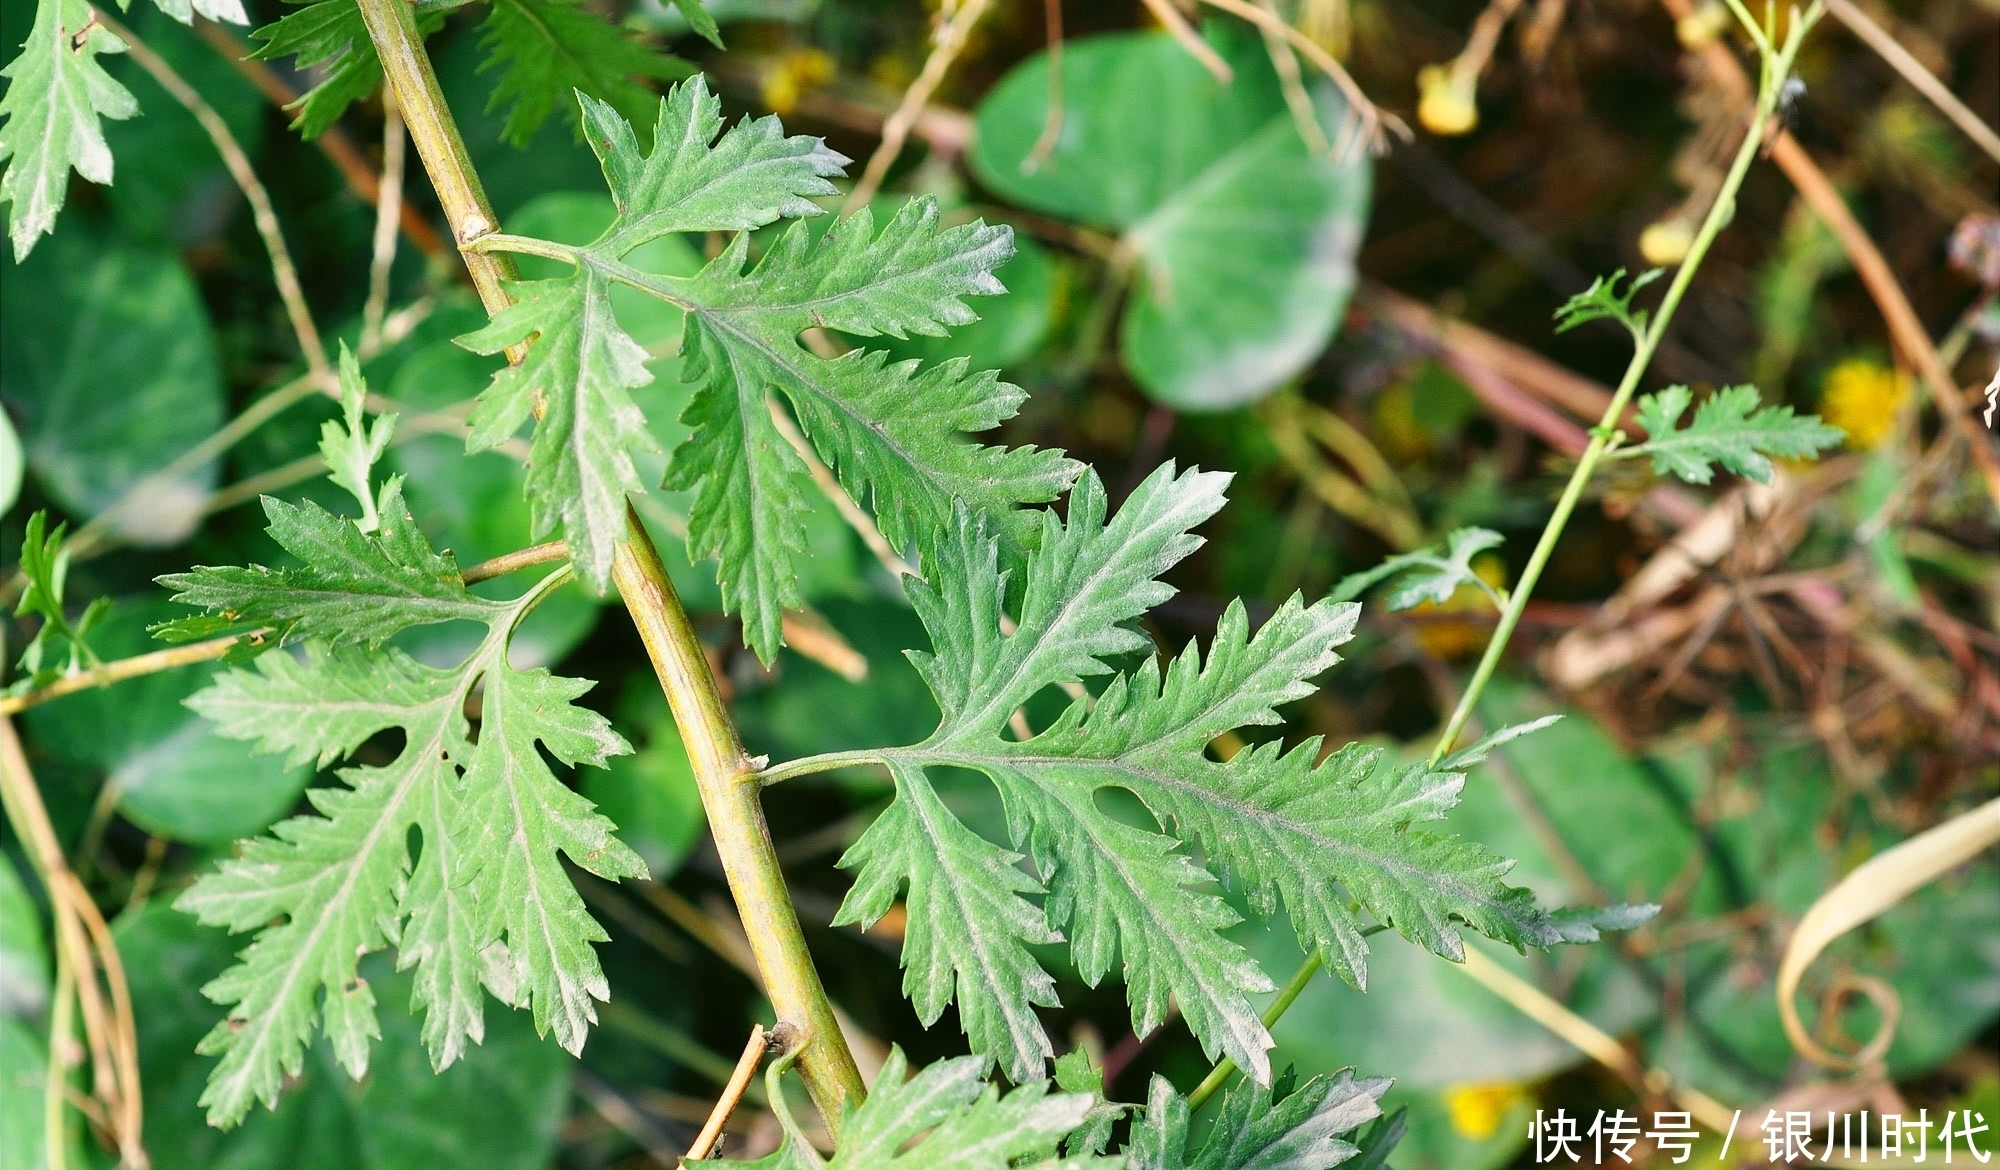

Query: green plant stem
<box><xmin>1181</xmin><ymin>9</ymin><xmax>1814</xmax><ymax>1109</ymax></box>
<box><xmin>351</xmin><ymin>0</ymin><xmax>865</xmax><ymax>1130</ymax></box>
<box><xmin>1426</xmin><ymin>13</ymin><xmax>1802</xmax><ymax>769</ymax></box>
<box><xmin>611</xmin><ymin>507</ymin><xmax>866</xmax><ymax>1128</ymax></box>
<box><xmin>352</xmin><ymin>0</ymin><xmax>516</xmax><ymax>317</ymax></box>
<box><xmin>0</xmin><ymin>634</ymin><xmax>253</xmax><ymax>716</ymax></box>
<box><xmin>757</xmin><ymin>749</ymin><xmax>889</xmax><ymax>786</ymax></box>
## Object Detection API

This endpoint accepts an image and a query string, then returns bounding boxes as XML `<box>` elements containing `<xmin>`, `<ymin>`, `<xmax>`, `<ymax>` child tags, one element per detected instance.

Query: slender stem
<box><xmin>612</xmin><ymin>509</ymin><xmax>866</xmax><ymax>1127</ymax></box>
<box><xmin>757</xmin><ymin>750</ymin><xmax>891</xmax><ymax>786</ymax></box>
<box><xmin>461</xmin><ymin>540</ymin><xmax>571</xmax><ymax>585</ymax></box>
<box><xmin>96</xmin><ymin>10</ymin><xmax>327</xmax><ymax>383</ymax></box>
<box><xmin>1185</xmin><ymin>920</ymin><xmax>1392</xmax><ymax>1111</ymax></box>
<box><xmin>1426</xmin><ymin>8</ymin><xmax>1809</xmax><ymax>767</ymax></box>
<box><xmin>351</xmin><ymin>0</ymin><xmax>516</xmax><ymax>318</ymax></box>
<box><xmin>686</xmin><ymin>1024</ymin><xmax>768</xmax><ymax>1160</ymax></box>
<box><xmin>1182</xmin><ymin>11</ymin><xmax>1816</xmax><ymax>1108</ymax></box>
<box><xmin>360</xmin><ymin>88</ymin><xmax>406</xmax><ymax>357</ymax></box>
<box><xmin>350</xmin><ymin>0</ymin><xmax>863</xmax><ymax>1128</ymax></box>
<box><xmin>0</xmin><ymin>634</ymin><xmax>253</xmax><ymax>716</ymax></box>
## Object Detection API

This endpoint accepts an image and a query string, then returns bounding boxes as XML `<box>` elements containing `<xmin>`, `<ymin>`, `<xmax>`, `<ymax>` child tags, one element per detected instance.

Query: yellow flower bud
<box><xmin>1639</xmin><ymin>218</ymin><xmax>1695</xmax><ymax>266</ymax></box>
<box><xmin>1676</xmin><ymin>1</ymin><xmax>1731</xmax><ymax>48</ymax></box>
<box><xmin>1417</xmin><ymin>63</ymin><xmax>1479</xmax><ymax>136</ymax></box>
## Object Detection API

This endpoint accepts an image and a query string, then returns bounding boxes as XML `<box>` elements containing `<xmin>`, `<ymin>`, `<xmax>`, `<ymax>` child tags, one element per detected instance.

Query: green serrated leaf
<box><xmin>467</xmin><ymin>82</ymin><xmax>1077</xmax><ymax>660</ymax></box>
<box><xmin>158</xmin><ymin>482</ymin><xmax>504</xmax><ymax>647</ymax></box>
<box><xmin>7</xmin><ymin>510</ymin><xmax>110</xmax><ymax>690</ymax></box>
<box><xmin>831</xmin><ymin>467</ymin><xmax>1552</xmax><ymax>1085</ymax></box>
<box><xmin>320</xmin><ymin>343</ymin><xmax>398</xmax><ymax>531</ymax></box>
<box><xmin>477</xmin><ymin>0</ymin><xmax>690</xmax><ymax>148</ymax></box>
<box><xmin>1131</xmin><ymin>1069</ymin><xmax>1389</xmax><ymax>1170</ymax></box>
<box><xmin>249</xmin><ymin>0</ymin><xmax>393</xmax><ymax>139</ymax></box>
<box><xmin>695</xmin><ymin>1046</ymin><xmax>1115</xmax><ymax>1169</ymax></box>
<box><xmin>459</xmin><ymin>269</ymin><xmax>659</xmax><ymax>588</ymax></box>
<box><xmin>1552</xmin><ymin>268</ymin><xmax>1662</xmax><ymax>340</ymax></box>
<box><xmin>1329</xmin><ymin>527</ymin><xmax>1505</xmax><ymax>612</ymax></box>
<box><xmin>1629</xmin><ymin>383</ymin><xmax>1843</xmax><ymax>484</ymax></box>
<box><xmin>166</xmin><ymin>500</ymin><xmax>638</xmax><ymax>1125</ymax></box>
<box><xmin>0</xmin><ymin>0</ymin><xmax>138</xmax><ymax>259</ymax></box>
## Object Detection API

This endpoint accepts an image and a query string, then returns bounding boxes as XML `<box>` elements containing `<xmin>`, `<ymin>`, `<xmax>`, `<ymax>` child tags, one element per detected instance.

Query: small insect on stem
<box><xmin>1764</xmin><ymin>77</ymin><xmax>1806</xmax><ymax>152</ymax></box>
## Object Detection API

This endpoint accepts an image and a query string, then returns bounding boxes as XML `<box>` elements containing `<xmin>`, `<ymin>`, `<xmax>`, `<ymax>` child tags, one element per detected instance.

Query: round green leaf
<box><xmin>1</xmin><ymin>225</ymin><xmax>223</xmax><ymax>544</ymax></box>
<box><xmin>969</xmin><ymin>24</ymin><xmax>1369</xmax><ymax>411</ymax></box>
<box><xmin>18</xmin><ymin>604</ymin><xmax>310</xmax><ymax>846</ymax></box>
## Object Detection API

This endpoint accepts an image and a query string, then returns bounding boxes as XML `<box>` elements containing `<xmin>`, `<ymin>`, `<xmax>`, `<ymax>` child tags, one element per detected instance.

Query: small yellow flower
<box><xmin>1639</xmin><ymin>218</ymin><xmax>1695</xmax><ymax>266</ymax></box>
<box><xmin>1675</xmin><ymin>1</ymin><xmax>1732</xmax><ymax>48</ymax></box>
<box><xmin>1819</xmin><ymin>358</ymin><xmax>1910</xmax><ymax>449</ymax></box>
<box><xmin>1417</xmin><ymin>64</ymin><xmax>1479</xmax><ymax>136</ymax></box>
<box><xmin>1445</xmin><ymin>1082</ymin><xmax>1529</xmax><ymax>1140</ymax></box>
<box><xmin>760</xmin><ymin>49</ymin><xmax>837</xmax><ymax>116</ymax></box>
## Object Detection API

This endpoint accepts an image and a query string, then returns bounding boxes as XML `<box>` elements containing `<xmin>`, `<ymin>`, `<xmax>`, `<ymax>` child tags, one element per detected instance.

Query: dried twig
<box><xmin>360</xmin><ymin>90</ymin><xmax>407</xmax><ymax>357</ymax></box>
<box><xmin>1253</xmin><ymin>0</ymin><xmax>1331</xmax><ymax>157</ymax></box>
<box><xmin>1021</xmin><ymin>0</ymin><xmax>1066</xmax><ymax>174</ymax></box>
<box><xmin>1199</xmin><ymin>0</ymin><xmax>1405</xmax><ymax>157</ymax></box>
<box><xmin>686</xmin><ymin>1026</ymin><xmax>769</xmax><ymax>1161</ymax></box>
<box><xmin>0</xmin><ymin>635</ymin><xmax>254</xmax><ymax>716</ymax></box>
<box><xmin>193</xmin><ymin>19</ymin><xmax>450</xmax><ymax>261</ymax></box>
<box><xmin>1824</xmin><ymin>0</ymin><xmax>2000</xmax><ymax>163</ymax></box>
<box><xmin>98</xmin><ymin>11</ymin><xmax>326</xmax><ymax>381</ymax></box>
<box><xmin>1143</xmin><ymin>0</ymin><xmax>1234</xmax><ymax>85</ymax></box>
<box><xmin>844</xmin><ymin>0</ymin><xmax>993</xmax><ymax>212</ymax></box>
<box><xmin>0</xmin><ymin>717</ymin><xmax>146</xmax><ymax>1169</ymax></box>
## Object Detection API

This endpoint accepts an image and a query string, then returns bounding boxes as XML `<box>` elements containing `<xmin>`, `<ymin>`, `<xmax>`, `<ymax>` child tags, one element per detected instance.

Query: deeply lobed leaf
<box><xmin>476</xmin><ymin>0</ymin><xmax>690</xmax><ymax>147</ymax></box>
<box><xmin>466</xmin><ymin>83</ymin><xmax>1078</xmax><ymax>659</ymax></box>
<box><xmin>1130</xmin><ymin>1070</ymin><xmax>1389</xmax><ymax>1170</ymax></box>
<box><xmin>696</xmin><ymin>1046</ymin><xmax>1117</xmax><ymax>1170</ymax></box>
<box><xmin>0</xmin><ymin>0</ymin><xmax>138</xmax><ymax>259</ymax></box>
<box><xmin>834</xmin><ymin>467</ymin><xmax>1555</xmax><ymax>1085</ymax></box>
<box><xmin>167</xmin><ymin>488</ymin><xmax>640</xmax><ymax>1126</ymax></box>
<box><xmin>1630</xmin><ymin>383</ymin><xmax>1843</xmax><ymax>484</ymax></box>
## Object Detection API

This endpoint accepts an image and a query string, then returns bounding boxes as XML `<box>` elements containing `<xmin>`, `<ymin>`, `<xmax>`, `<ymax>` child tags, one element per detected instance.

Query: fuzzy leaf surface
<box><xmin>1130</xmin><ymin>1071</ymin><xmax>1389</xmax><ymax>1170</ymax></box>
<box><xmin>476</xmin><ymin>0</ymin><xmax>689</xmax><ymax>147</ymax></box>
<box><xmin>835</xmin><ymin>467</ymin><xmax>1554</xmax><ymax>1085</ymax></box>
<box><xmin>468</xmin><ymin>83</ymin><xmax>1077</xmax><ymax>657</ymax></box>
<box><xmin>695</xmin><ymin>1046</ymin><xmax>1116</xmax><ymax>1170</ymax></box>
<box><xmin>1329</xmin><ymin>528</ymin><xmax>1504</xmax><ymax>611</ymax></box>
<box><xmin>0</xmin><ymin>0</ymin><xmax>137</xmax><ymax>259</ymax></box>
<box><xmin>1630</xmin><ymin>384</ymin><xmax>1843</xmax><ymax>484</ymax></box>
<box><xmin>167</xmin><ymin>494</ymin><xmax>638</xmax><ymax>1127</ymax></box>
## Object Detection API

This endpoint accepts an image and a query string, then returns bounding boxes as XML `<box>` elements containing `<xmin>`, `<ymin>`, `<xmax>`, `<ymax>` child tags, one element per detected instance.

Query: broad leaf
<box><xmin>1131</xmin><ymin>1070</ymin><xmax>1390</xmax><ymax>1170</ymax></box>
<box><xmin>0</xmin><ymin>0</ymin><xmax>137</xmax><ymax>259</ymax></box>
<box><xmin>1329</xmin><ymin>528</ymin><xmax>1505</xmax><ymax>611</ymax></box>
<box><xmin>969</xmin><ymin>24</ymin><xmax>1370</xmax><ymax>411</ymax></box>
<box><xmin>1628</xmin><ymin>384</ymin><xmax>1843</xmax><ymax>484</ymax></box>
<box><xmin>834</xmin><ymin>467</ymin><xmax>1556</xmax><ymax>1085</ymax></box>
<box><xmin>2</xmin><ymin>226</ymin><xmax>224</xmax><ymax>544</ymax></box>
<box><xmin>166</xmin><ymin>482</ymin><xmax>642</xmax><ymax>1127</ymax></box>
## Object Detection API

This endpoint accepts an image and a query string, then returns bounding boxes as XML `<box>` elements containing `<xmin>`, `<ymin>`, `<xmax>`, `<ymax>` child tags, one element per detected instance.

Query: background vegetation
<box><xmin>1</xmin><ymin>0</ymin><xmax>1996</xmax><ymax>1166</ymax></box>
